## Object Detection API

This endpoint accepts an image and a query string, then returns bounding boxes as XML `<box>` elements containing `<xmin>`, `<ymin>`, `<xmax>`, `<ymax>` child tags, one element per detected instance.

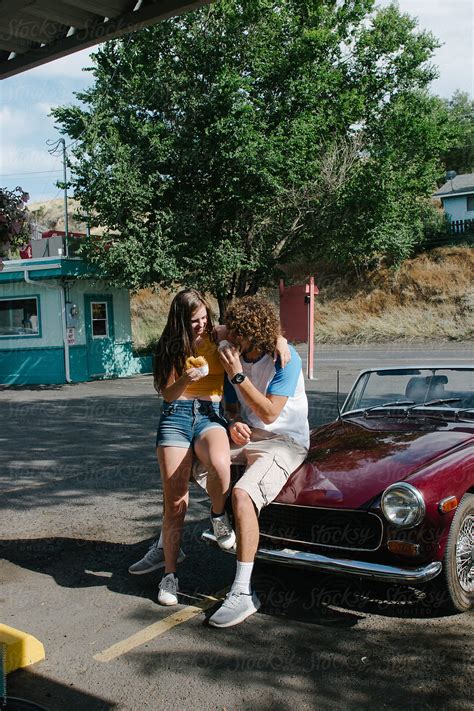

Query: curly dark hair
<box><xmin>225</xmin><ymin>296</ymin><xmax>280</xmax><ymax>355</ymax></box>
<box><xmin>153</xmin><ymin>288</ymin><xmax>214</xmax><ymax>392</ymax></box>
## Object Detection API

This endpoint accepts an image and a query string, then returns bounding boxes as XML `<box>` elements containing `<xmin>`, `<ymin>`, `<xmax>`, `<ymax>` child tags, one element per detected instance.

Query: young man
<box><xmin>207</xmin><ymin>295</ymin><xmax>309</xmax><ymax>627</ymax></box>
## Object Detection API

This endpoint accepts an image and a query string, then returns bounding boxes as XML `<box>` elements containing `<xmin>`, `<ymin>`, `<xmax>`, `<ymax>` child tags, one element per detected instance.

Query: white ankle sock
<box><xmin>231</xmin><ymin>561</ymin><xmax>254</xmax><ymax>594</ymax></box>
<box><xmin>157</xmin><ymin>531</ymin><xmax>163</xmax><ymax>548</ymax></box>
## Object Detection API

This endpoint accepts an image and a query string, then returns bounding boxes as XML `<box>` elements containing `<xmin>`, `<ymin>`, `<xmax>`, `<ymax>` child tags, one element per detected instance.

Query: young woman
<box><xmin>153</xmin><ymin>289</ymin><xmax>234</xmax><ymax>605</ymax></box>
<box><xmin>131</xmin><ymin>288</ymin><xmax>290</xmax><ymax>606</ymax></box>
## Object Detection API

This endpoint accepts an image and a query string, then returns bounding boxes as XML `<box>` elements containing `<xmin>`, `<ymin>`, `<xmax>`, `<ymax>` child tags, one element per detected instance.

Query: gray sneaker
<box><xmin>128</xmin><ymin>540</ymin><xmax>186</xmax><ymax>575</ymax></box>
<box><xmin>158</xmin><ymin>573</ymin><xmax>179</xmax><ymax>606</ymax></box>
<box><xmin>208</xmin><ymin>590</ymin><xmax>261</xmax><ymax>628</ymax></box>
<box><xmin>210</xmin><ymin>511</ymin><xmax>236</xmax><ymax>551</ymax></box>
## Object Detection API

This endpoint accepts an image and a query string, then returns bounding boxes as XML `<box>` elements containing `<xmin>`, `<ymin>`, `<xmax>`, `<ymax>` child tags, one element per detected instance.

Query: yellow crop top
<box><xmin>184</xmin><ymin>335</ymin><xmax>225</xmax><ymax>398</ymax></box>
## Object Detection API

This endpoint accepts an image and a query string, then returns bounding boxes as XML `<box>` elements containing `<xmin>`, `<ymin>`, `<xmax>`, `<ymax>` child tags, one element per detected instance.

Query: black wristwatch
<box><xmin>231</xmin><ymin>372</ymin><xmax>246</xmax><ymax>385</ymax></box>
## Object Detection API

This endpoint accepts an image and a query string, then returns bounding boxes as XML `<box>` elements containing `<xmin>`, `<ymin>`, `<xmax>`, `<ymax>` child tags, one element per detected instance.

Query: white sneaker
<box><xmin>157</xmin><ymin>573</ymin><xmax>179</xmax><ymax>606</ymax></box>
<box><xmin>211</xmin><ymin>510</ymin><xmax>236</xmax><ymax>551</ymax></box>
<box><xmin>128</xmin><ymin>541</ymin><xmax>186</xmax><ymax>575</ymax></box>
<box><xmin>208</xmin><ymin>590</ymin><xmax>261</xmax><ymax>627</ymax></box>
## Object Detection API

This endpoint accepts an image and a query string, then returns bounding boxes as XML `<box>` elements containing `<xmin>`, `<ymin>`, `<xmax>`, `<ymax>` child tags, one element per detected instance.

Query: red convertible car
<box><xmin>203</xmin><ymin>365</ymin><xmax>474</xmax><ymax>613</ymax></box>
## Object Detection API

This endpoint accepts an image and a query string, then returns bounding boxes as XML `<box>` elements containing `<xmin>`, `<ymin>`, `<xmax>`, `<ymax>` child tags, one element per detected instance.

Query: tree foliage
<box><xmin>0</xmin><ymin>186</ymin><xmax>31</xmax><ymax>261</ymax></box>
<box><xmin>440</xmin><ymin>91</ymin><xmax>474</xmax><ymax>176</ymax></box>
<box><xmin>52</xmin><ymin>0</ymin><xmax>452</xmax><ymax>313</ymax></box>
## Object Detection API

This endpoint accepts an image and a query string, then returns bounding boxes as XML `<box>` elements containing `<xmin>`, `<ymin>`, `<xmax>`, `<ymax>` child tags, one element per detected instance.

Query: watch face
<box><xmin>232</xmin><ymin>372</ymin><xmax>246</xmax><ymax>384</ymax></box>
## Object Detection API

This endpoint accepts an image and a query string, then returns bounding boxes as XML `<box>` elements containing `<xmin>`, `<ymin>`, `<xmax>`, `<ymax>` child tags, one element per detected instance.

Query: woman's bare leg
<box><xmin>194</xmin><ymin>428</ymin><xmax>231</xmax><ymax>514</ymax></box>
<box><xmin>157</xmin><ymin>446</ymin><xmax>193</xmax><ymax>574</ymax></box>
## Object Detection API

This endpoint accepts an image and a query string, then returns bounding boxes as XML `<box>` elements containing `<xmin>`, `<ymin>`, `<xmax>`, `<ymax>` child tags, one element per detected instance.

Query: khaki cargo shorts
<box><xmin>193</xmin><ymin>427</ymin><xmax>307</xmax><ymax>513</ymax></box>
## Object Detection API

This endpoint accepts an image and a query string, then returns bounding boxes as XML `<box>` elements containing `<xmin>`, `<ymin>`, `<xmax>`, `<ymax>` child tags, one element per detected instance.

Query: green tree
<box><xmin>319</xmin><ymin>91</ymin><xmax>453</xmax><ymax>267</ymax></box>
<box><xmin>441</xmin><ymin>91</ymin><xmax>474</xmax><ymax>175</ymax></box>
<box><xmin>0</xmin><ymin>186</ymin><xmax>32</xmax><ymax>262</ymax></box>
<box><xmin>52</xmin><ymin>0</ymin><xmax>448</xmax><ymax>315</ymax></box>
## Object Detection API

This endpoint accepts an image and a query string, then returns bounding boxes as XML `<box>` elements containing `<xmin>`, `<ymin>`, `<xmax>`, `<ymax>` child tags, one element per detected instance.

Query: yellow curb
<box><xmin>0</xmin><ymin>624</ymin><xmax>45</xmax><ymax>674</ymax></box>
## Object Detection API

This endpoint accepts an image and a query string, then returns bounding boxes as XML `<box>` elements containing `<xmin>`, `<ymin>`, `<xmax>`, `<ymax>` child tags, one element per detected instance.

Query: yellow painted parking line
<box><xmin>94</xmin><ymin>588</ymin><xmax>228</xmax><ymax>663</ymax></box>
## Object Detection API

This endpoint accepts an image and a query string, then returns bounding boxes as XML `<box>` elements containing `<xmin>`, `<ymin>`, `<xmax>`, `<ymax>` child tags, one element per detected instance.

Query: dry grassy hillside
<box><xmin>312</xmin><ymin>246</ymin><xmax>474</xmax><ymax>343</ymax></box>
<box><xmin>28</xmin><ymin>198</ymin><xmax>109</xmax><ymax>235</ymax></box>
<box><xmin>130</xmin><ymin>289</ymin><xmax>181</xmax><ymax>351</ymax></box>
<box><xmin>131</xmin><ymin>246</ymin><xmax>474</xmax><ymax>349</ymax></box>
<box><xmin>29</xmin><ymin>198</ymin><xmax>87</xmax><ymax>232</ymax></box>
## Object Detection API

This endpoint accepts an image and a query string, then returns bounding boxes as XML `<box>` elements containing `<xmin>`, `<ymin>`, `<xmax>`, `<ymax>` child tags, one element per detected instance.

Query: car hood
<box><xmin>276</xmin><ymin>417</ymin><xmax>473</xmax><ymax>509</ymax></box>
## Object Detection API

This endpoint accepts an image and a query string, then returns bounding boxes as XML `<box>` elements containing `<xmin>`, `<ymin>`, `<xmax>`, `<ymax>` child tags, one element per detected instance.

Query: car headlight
<box><xmin>381</xmin><ymin>483</ymin><xmax>425</xmax><ymax>528</ymax></box>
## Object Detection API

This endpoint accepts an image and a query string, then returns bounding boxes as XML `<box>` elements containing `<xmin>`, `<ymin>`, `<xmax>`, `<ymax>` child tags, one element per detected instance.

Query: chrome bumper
<box><xmin>201</xmin><ymin>530</ymin><xmax>442</xmax><ymax>584</ymax></box>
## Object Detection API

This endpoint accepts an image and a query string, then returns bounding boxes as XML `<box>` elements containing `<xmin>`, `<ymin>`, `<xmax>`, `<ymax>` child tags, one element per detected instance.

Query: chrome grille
<box><xmin>259</xmin><ymin>504</ymin><xmax>383</xmax><ymax>552</ymax></box>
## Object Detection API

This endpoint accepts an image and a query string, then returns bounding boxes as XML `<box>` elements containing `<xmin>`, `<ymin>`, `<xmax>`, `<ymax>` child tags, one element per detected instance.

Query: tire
<box><xmin>438</xmin><ymin>493</ymin><xmax>474</xmax><ymax>613</ymax></box>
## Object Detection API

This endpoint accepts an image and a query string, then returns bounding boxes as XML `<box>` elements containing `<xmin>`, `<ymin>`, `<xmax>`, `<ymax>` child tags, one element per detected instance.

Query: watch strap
<box><xmin>231</xmin><ymin>372</ymin><xmax>246</xmax><ymax>384</ymax></box>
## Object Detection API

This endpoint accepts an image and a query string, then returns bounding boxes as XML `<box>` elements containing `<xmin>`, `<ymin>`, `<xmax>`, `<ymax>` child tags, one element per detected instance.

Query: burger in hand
<box><xmin>185</xmin><ymin>355</ymin><xmax>209</xmax><ymax>377</ymax></box>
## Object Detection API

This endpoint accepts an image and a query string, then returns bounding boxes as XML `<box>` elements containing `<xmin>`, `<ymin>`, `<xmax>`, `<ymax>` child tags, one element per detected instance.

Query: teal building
<box><xmin>0</xmin><ymin>256</ymin><xmax>151</xmax><ymax>385</ymax></box>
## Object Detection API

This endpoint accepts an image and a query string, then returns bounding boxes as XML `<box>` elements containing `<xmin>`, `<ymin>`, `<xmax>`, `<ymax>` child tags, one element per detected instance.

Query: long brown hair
<box><xmin>153</xmin><ymin>289</ymin><xmax>214</xmax><ymax>393</ymax></box>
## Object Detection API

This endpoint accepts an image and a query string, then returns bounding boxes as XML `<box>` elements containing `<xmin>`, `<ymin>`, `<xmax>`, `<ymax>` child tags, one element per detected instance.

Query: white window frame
<box><xmin>90</xmin><ymin>300</ymin><xmax>109</xmax><ymax>339</ymax></box>
<box><xmin>0</xmin><ymin>295</ymin><xmax>40</xmax><ymax>338</ymax></box>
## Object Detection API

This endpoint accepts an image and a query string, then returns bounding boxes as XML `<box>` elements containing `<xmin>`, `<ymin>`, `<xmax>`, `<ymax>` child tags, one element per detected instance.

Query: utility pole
<box><xmin>47</xmin><ymin>137</ymin><xmax>69</xmax><ymax>257</ymax></box>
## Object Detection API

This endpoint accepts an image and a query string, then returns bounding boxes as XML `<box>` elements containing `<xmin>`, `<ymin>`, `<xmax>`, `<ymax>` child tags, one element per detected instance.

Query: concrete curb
<box><xmin>0</xmin><ymin>624</ymin><xmax>45</xmax><ymax>674</ymax></box>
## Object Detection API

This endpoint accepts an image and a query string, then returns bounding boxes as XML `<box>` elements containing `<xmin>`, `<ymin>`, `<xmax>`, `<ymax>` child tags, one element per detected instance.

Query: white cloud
<box><xmin>0</xmin><ymin>106</ymin><xmax>32</xmax><ymax>138</ymax></box>
<box><xmin>34</xmin><ymin>102</ymin><xmax>54</xmax><ymax>115</ymax></box>
<box><xmin>0</xmin><ymin>104</ymin><xmax>58</xmax><ymax>156</ymax></box>
<box><xmin>379</xmin><ymin>0</ymin><xmax>473</xmax><ymax>98</ymax></box>
<box><xmin>0</xmin><ymin>105</ymin><xmax>63</xmax><ymax>199</ymax></box>
<box><xmin>1</xmin><ymin>75</ymin><xmax>89</xmax><ymax>107</ymax></box>
<box><xmin>0</xmin><ymin>144</ymin><xmax>62</xmax><ymax>176</ymax></box>
<box><xmin>25</xmin><ymin>47</ymin><xmax>96</xmax><ymax>79</ymax></box>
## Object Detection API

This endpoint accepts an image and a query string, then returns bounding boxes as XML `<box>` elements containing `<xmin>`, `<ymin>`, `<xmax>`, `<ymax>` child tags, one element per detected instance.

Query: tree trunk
<box><xmin>216</xmin><ymin>293</ymin><xmax>229</xmax><ymax>323</ymax></box>
<box><xmin>236</xmin><ymin>269</ymin><xmax>248</xmax><ymax>297</ymax></box>
<box><xmin>245</xmin><ymin>276</ymin><xmax>259</xmax><ymax>295</ymax></box>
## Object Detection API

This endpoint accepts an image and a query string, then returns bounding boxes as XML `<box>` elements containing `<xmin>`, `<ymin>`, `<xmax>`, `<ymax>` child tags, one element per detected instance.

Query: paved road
<box><xmin>1</xmin><ymin>344</ymin><xmax>473</xmax><ymax>710</ymax></box>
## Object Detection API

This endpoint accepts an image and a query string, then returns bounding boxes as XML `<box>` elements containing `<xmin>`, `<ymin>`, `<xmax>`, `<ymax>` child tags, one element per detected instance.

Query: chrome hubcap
<box><xmin>456</xmin><ymin>514</ymin><xmax>474</xmax><ymax>593</ymax></box>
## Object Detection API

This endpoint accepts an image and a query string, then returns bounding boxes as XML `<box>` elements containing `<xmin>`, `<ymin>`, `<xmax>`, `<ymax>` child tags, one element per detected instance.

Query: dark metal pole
<box><xmin>47</xmin><ymin>136</ymin><xmax>69</xmax><ymax>257</ymax></box>
<box><xmin>60</xmin><ymin>138</ymin><xmax>69</xmax><ymax>257</ymax></box>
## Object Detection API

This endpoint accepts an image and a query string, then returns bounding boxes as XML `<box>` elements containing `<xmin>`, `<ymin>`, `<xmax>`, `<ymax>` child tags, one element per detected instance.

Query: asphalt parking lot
<box><xmin>1</xmin><ymin>342</ymin><xmax>473</xmax><ymax>711</ymax></box>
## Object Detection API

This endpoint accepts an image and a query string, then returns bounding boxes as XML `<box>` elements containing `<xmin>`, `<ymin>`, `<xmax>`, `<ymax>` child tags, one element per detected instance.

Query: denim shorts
<box><xmin>156</xmin><ymin>399</ymin><xmax>228</xmax><ymax>448</ymax></box>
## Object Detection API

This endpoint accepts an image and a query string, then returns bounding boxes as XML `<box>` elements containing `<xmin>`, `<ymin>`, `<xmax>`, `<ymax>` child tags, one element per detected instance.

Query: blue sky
<box><xmin>1</xmin><ymin>0</ymin><xmax>473</xmax><ymax>203</ymax></box>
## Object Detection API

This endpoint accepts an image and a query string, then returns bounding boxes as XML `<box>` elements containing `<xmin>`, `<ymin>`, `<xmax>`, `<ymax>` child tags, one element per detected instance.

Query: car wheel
<box><xmin>439</xmin><ymin>493</ymin><xmax>473</xmax><ymax>613</ymax></box>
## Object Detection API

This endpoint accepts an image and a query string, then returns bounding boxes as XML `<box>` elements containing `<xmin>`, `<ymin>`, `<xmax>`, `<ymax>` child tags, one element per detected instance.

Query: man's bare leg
<box><xmin>232</xmin><ymin>487</ymin><xmax>259</xmax><ymax>562</ymax></box>
<box><xmin>208</xmin><ymin>486</ymin><xmax>261</xmax><ymax>627</ymax></box>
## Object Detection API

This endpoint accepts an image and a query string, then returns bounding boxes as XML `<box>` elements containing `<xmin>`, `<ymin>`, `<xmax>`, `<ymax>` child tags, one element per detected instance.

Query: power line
<box><xmin>0</xmin><ymin>169</ymin><xmax>63</xmax><ymax>177</ymax></box>
<box><xmin>36</xmin><ymin>172</ymin><xmax>63</xmax><ymax>204</ymax></box>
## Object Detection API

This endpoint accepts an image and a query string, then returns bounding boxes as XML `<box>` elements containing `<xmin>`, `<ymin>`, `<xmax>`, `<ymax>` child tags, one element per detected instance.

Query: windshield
<box><xmin>343</xmin><ymin>368</ymin><xmax>474</xmax><ymax>413</ymax></box>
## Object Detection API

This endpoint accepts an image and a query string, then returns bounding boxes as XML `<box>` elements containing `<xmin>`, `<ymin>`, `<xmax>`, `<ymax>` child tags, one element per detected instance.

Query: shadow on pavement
<box><xmin>6</xmin><ymin>669</ymin><xmax>116</xmax><ymax>711</ymax></box>
<box><xmin>0</xmin><ymin>384</ymin><xmax>70</xmax><ymax>392</ymax></box>
<box><xmin>1</xmin><ymin>531</ymin><xmax>453</xmax><ymax>622</ymax></box>
<box><xmin>123</xmin><ymin>616</ymin><xmax>470</xmax><ymax>711</ymax></box>
<box><xmin>1</xmin><ymin>391</ymin><xmax>161</xmax><ymax>511</ymax></box>
<box><xmin>0</xmin><ymin>521</ymin><xmax>231</xmax><ymax>604</ymax></box>
<box><xmin>251</xmin><ymin>562</ymin><xmax>453</xmax><ymax>621</ymax></box>
<box><xmin>0</xmin><ymin>391</ymin><xmax>339</xmax><ymax>513</ymax></box>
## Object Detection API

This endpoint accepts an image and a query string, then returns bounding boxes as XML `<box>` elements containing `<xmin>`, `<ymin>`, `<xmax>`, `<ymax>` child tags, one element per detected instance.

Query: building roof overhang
<box><xmin>433</xmin><ymin>173</ymin><xmax>474</xmax><ymax>198</ymax></box>
<box><xmin>436</xmin><ymin>190</ymin><xmax>474</xmax><ymax>200</ymax></box>
<box><xmin>0</xmin><ymin>0</ymin><xmax>212</xmax><ymax>80</ymax></box>
<box><xmin>0</xmin><ymin>257</ymin><xmax>96</xmax><ymax>283</ymax></box>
